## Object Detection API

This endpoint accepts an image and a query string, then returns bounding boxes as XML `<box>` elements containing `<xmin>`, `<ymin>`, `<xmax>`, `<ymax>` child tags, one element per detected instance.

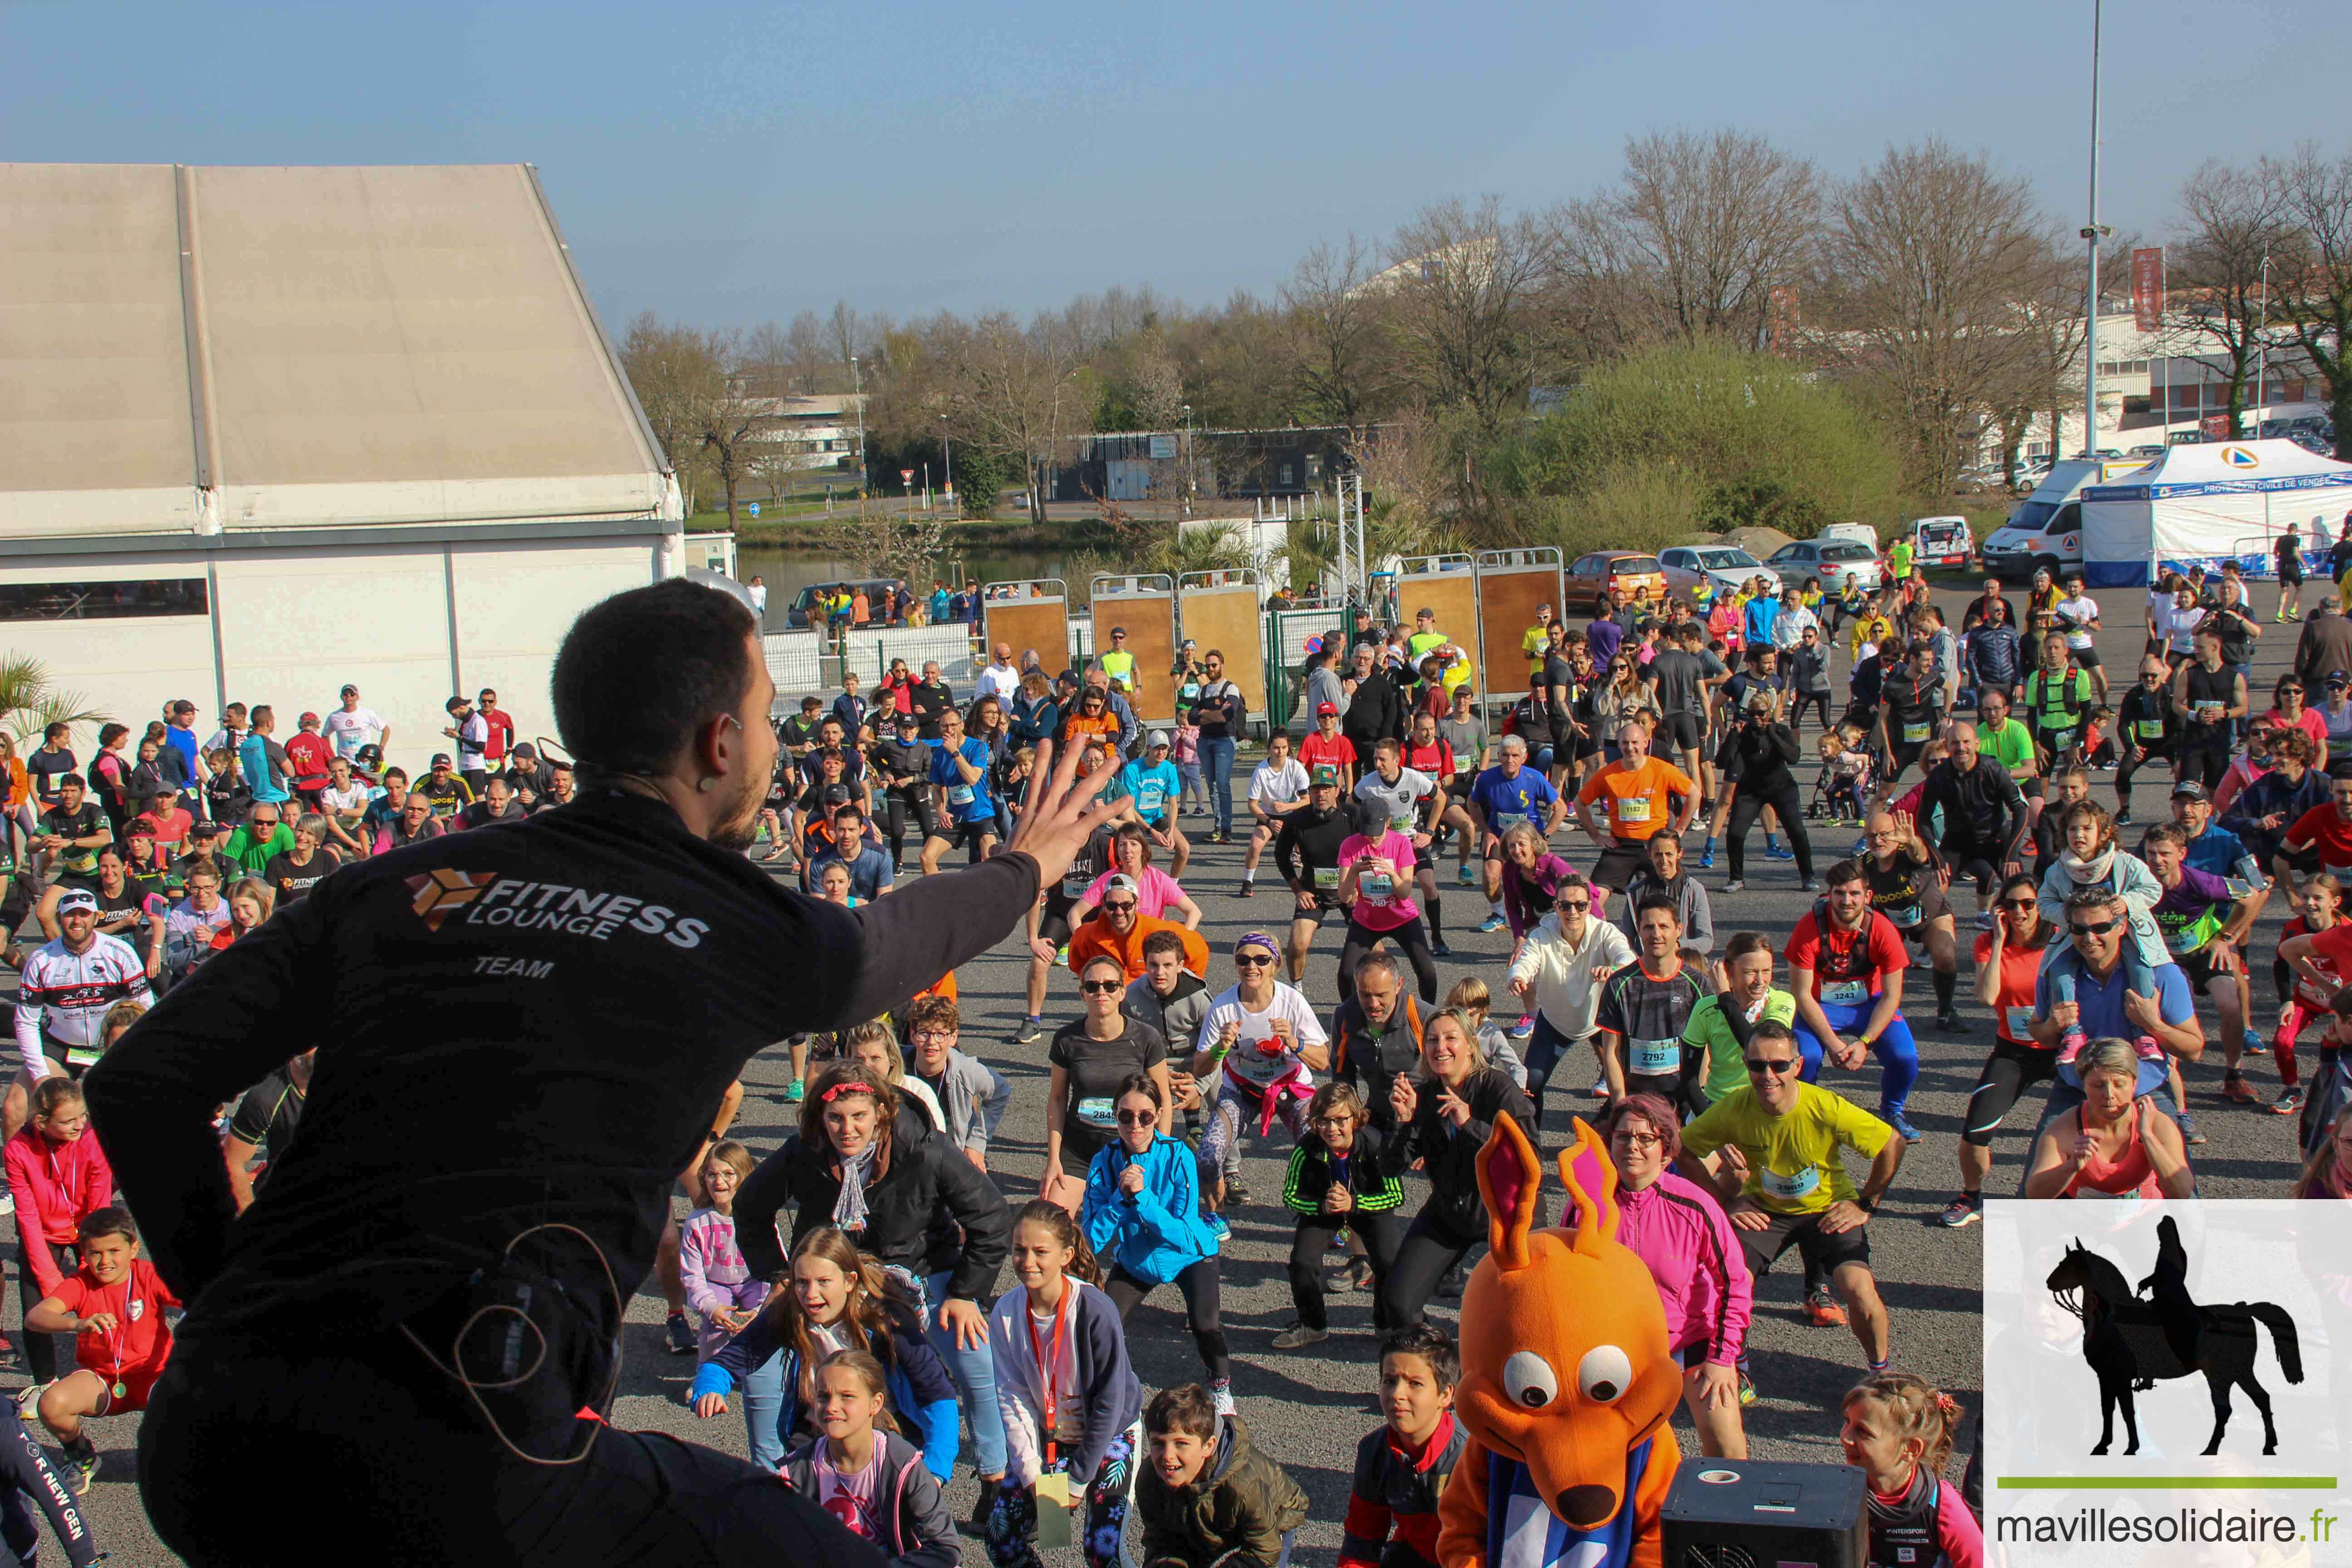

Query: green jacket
<box><xmin>1136</xmin><ymin>1416</ymin><xmax>1309</xmax><ymax>1568</ymax></box>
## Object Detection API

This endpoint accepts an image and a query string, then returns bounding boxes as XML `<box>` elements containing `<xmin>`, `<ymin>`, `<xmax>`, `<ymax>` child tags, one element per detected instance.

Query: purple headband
<box><xmin>1234</xmin><ymin>931</ymin><xmax>1280</xmax><ymax>957</ymax></box>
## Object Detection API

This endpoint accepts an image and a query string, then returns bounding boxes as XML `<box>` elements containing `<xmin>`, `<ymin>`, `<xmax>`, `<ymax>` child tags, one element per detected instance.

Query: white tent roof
<box><xmin>0</xmin><ymin>163</ymin><xmax>670</xmax><ymax>541</ymax></box>
<box><xmin>2082</xmin><ymin>438</ymin><xmax>2352</xmax><ymax>503</ymax></box>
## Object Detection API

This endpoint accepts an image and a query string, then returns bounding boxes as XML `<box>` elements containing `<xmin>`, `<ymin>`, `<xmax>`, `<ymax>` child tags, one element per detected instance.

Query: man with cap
<box><xmin>1096</xmin><ymin>627</ymin><xmax>1138</xmax><ymax>700</ymax></box>
<box><xmin>170</xmin><ymin>819</ymin><xmax>233</xmax><ymax>889</ymax></box>
<box><xmin>504</xmin><ymin>743</ymin><xmax>556</xmax><ymax>806</ymax></box>
<box><xmin>440</xmin><ymin>695</ymin><xmax>489</xmax><ymax>798</ymax></box>
<box><xmin>323</xmin><ymin>684</ymin><xmax>388</xmax><ymax>763</ymax></box>
<box><xmin>1064</xmin><ymin>875</ymin><xmax>1208</xmax><ymax>981</ymax></box>
<box><xmin>8</xmin><ymin>885</ymin><xmax>151</xmax><ymax>1143</ymax></box>
<box><xmin>1274</xmin><ymin>765</ymin><xmax>1355</xmax><ymax>985</ymax></box>
<box><xmin>1348</xmin><ymin>606</ymin><xmax>1385</xmax><ymax>655</ymax></box>
<box><xmin>1118</xmin><ymin>731</ymin><xmax>1190</xmax><ymax>878</ymax></box>
<box><xmin>412</xmin><ymin>754</ymin><xmax>474</xmax><ymax>820</ymax></box>
<box><xmin>1300</xmin><ymin>700</ymin><xmax>1359</xmax><ymax>792</ymax></box>
<box><xmin>2295</xmin><ymin>592</ymin><xmax>2352</xmax><ymax>693</ymax></box>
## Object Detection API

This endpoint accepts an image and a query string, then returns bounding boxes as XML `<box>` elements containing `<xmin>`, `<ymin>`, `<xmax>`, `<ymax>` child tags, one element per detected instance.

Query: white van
<box><xmin>1906</xmin><ymin>516</ymin><xmax>1974</xmax><ymax>569</ymax></box>
<box><xmin>1980</xmin><ymin>458</ymin><xmax>2151</xmax><ymax>583</ymax></box>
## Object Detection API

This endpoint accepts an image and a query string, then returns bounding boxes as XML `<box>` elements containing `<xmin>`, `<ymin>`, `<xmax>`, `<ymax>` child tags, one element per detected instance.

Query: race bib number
<box><xmin>65</xmin><ymin>1047</ymin><xmax>103</xmax><ymax>1069</ymax></box>
<box><xmin>1614</xmin><ymin>795</ymin><xmax>1652</xmax><ymax>824</ymax></box>
<box><xmin>1758</xmin><ymin>1165</ymin><xmax>1821</xmax><ymax>1201</ymax></box>
<box><xmin>2046</xmin><ymin>725</ymin><xmax>2079</xmax><ymax>748</ymax></box>
<box><xmin>1388</xmin><ymin>814</ymin><xmax>1415</xmax><ymax>836</ymax></box>
<box><xmin>1075</xmin><ymin>1097</ymin><xmax>1117</xmax><ymax>1130</ymax></box>
<box><xmin>2005</xmin><ymin>1005</ymin><xmax>2034</xmax><ymax>1039</ymax></box>
<box><xmin>1819</xmin><ymin>979</ymin><xmax>1869</xmax><ymax>1006</ymax></box>
<box><xmin>1628</xmin><ymin>1037</ymin><xmax>1680</xmax><ymax>1076</ymax></box>
<box><xmin>947</xmin><ymin>784</ymin><xmax>975</xmax><ymax>807</ymax></box>
<box><xmin>1885</xmin><ymin>904</ymin><xmax>1922</xmax><ymax>928</ymax></box>
<box><xmin>1453</xmin><ymin>752</ymin><xmax>1474</xmax><ymax>774</ymax></box>
<box><xmin>1063</xmin><ymin>871</ymin><xmax>1092</xmax><ymax>899</ymax></box>
<box><xmin>1181</xmin><ymin>683</ymin><xmax>1201</xmax><ymax>702</ymax></box>
<box><xmin>1901</xmin><ymin>721</ymin><xmax>1931</xmax><ymax>743</ymax></box>
<box><xmin>2332</xmin><ymin>735</ymin><xmax>2352</xmax><ymax>760</ymax></box>
<box><xmin>2136</xmin><ymin>720</ymin><xmax>2165</xmax><ymax>740</ymax></box>
<box><xmin>1494</xmin><ymin>811</ymin><xmax>1530</xmax><ymax>833</ymax></box>
<box><xmin>1361</xmin><ymin>873</ymin><xmax>1395</xmax><ymax>902</ymax></box>
<box><xmin>1313</xmin><ymin>867</ymin><xmax>1343</xmax><ymax>889</ymax></box>
<box><xmin>1138</xmin><ymin>783</ymin><xmax>1166</xmax><ymax>812</ymax></box>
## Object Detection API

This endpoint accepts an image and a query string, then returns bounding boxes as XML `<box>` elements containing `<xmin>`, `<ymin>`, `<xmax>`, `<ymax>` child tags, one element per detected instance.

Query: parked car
<box><xmin>1657</xmin><ymin>545</ymin><xmax>1780</xmax><ymax>600</ymax></box>
<box><xmin>785</xmin><ymin>577</ymin><xmax>906</xmax><ymax>630</ymax></box>
<box><xmin>1559</xmin><ymin>550</ymin><xmax>1669</xmax><ymax>614</ymax></box>
<box><xmin>1768</xmin><ymin>538</ymin><xmax>1886</xmax><ymax>593</ymax></box>
<box><xmin>2128</xmin><ymin>444</ymin><xmax>2168</xmax><ymax>459</ymax></box>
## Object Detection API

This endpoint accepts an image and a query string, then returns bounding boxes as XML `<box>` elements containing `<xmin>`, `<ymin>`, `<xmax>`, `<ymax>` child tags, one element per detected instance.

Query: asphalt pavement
<box><xmin>32</xmin><ymin>576</ymin><xmax>2321</xmax><ymax>1564</ymax></box>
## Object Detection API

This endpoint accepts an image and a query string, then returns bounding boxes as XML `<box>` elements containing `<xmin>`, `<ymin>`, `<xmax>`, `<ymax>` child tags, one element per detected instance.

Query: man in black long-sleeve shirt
<box><xmin>1274</xmin><ymin>770</ymin><xmax>1354</xmax><ymax>986</ymax></box>
<box><xmin>83</xmin><ymin>579</ymin><xmax>1116</xmax><ymax>1568</ymax></box>
<box><xmin>1342</xmin><ymin>644</ymin><xmax>1404</xmax><ymax>760</ymax></box>
<box><xmin>1917</xmin><ymin>718</ymin><xmax>2029</xmax><ymax>947</ymax></box>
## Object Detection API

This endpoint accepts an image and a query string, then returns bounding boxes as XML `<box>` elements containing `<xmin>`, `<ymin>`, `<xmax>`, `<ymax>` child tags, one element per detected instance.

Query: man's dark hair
<box><xmin>1380</xmin><ymin>1323</ymin><xmax>1460</xmax><ymax>1390</ymax></box>
<box><xmin>1823</xmin><ymin>858</ymin><xmax>1867</xmax><ymax>888</ymax></box>
<box><xmin>552</xmin><ymin>580</ymin><xmax>758</xmax><ymax>776</ymax></box>
<box><xmin>1632</xmin><ymin>892</ymin><xmax>1680</xmax><ymax>926</ymax></box>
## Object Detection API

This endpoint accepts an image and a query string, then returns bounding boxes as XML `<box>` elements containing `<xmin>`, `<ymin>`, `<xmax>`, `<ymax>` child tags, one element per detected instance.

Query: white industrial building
<box><xmin>0</xmin><ymin>162</ymin><xmax>696</xmax><ymax>778</ymax></box>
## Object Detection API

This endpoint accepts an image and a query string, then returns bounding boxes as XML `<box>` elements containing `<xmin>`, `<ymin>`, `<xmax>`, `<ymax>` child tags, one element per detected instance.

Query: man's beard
<box><xmin>709</xmin><ymin>771</ymin><xmax>765</xmax><ymax>854</ymax></box>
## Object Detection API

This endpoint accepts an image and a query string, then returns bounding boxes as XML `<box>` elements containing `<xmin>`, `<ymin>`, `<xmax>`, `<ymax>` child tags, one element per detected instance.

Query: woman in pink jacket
<box><xmin>1601</xmin><ymin>1093</ymin><xmax>1752</xmax><ymax>1459</ymax></box>
<box><xmin>6</xmin><ymin>1078</ymin><xmax>113</xmax><ymax>1383</ymax></box>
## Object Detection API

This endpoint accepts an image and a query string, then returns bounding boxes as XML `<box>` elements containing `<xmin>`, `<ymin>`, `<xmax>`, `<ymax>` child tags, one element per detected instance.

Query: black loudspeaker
<box><xmin>1661</xmin><ymin>1459</ymin><xmax>1867</xmax><ymax>1568</ymax></box>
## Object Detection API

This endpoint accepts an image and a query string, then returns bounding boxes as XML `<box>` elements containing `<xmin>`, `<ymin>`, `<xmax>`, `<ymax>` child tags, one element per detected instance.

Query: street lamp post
<box><xmin>2079</xmin><ymin>0</ymin><xmax>2112</xmax><ymax>460</ymax></box>
<box><xmin>2254</xmin><ymin>250</ymin><xmax>2273</xmax><ymax>436</ymax></box>
<box><xmin>940</xmin><ymin>415</ymin><xmax>952</xmax><ymax>502</ymax></box>
<box><xmin>1181</xmin><ymin>403</ymin><xmax>1194</xmax><ymax>519</ymax></box>
<box><xmin>850</xmin><ymin>355</ymin><xmax>867</xmax><ymax>498</ymax></box>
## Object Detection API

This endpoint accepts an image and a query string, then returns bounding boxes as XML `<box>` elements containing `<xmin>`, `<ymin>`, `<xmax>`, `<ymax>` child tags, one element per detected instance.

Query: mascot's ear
<box><xmin>1555</xmin><ymin>1117</ymin><xmax>1623</xmax><ymax>1257</ymax></box>
<box><xmin>1477</xmin><ymin>1112</ymin><xmax>1544</xmax><ymax>1272</ymax></box>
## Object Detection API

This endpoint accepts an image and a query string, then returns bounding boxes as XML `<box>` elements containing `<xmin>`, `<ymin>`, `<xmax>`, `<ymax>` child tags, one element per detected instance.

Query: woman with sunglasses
<box><xmin>1379</xmin><ymin>1008</ymin><xmax>1534</xmax><ymax>1331</ymax></box>
<box><xmin>1192</xmin><ymin>933</ymin><xmax>1331</xmax><ymax>1233</ymax></box>
<box><xmin>1078</xmin><ymin>1073</ymin><xmax>1232</xmax><ymax>1413</ymax></box>
<box><xmin>1592</xmin><ymin>658</ymin><xmax>1661</xmax><ymax>767</ymax></box>
<box><xmin>2022</xmin><ymin>1037</ymin><xmax>2195</xmax><ymax>1198</ymax></box>
<box><xmin>1603</xmin><ymin>1093</ymin><xmax>1752</xmax><ymax>1456</ymax></box>
<box><xmin>1939</xmin><ymin>875</ymin><xmax>2060</xmax><ymax>1229</ymax></box>
<box><xmin>2268</xmin><ymin>672</ymin><xmax>2329</xmax><ymax>760</ymax></box>
<box><xmin>1044</xmin><ymin>955</ymin><xmax>1173</xmax><ymax>1213</ymax></box>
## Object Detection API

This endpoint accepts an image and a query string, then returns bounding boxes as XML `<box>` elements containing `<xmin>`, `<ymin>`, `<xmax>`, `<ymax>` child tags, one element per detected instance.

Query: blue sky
<box><xmin>6</xmin><ymin>0</ymin><xmax>2343</xmax><ymax>331</ymax></box>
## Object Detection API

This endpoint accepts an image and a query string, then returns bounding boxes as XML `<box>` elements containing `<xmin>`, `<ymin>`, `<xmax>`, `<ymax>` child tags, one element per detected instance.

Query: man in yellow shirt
<box><xmin>1521</xmin><ymin>603</ymin><xmax>1556</xmax><ymax>692</ymax></box>
<box><xmin>1847</xmin><ymin>603</ymin><xmax>1896</xmax><ymax>659</ymax></box>
<box><xmin>1679</xmin><ymin>1019</ymin><xmax>1904</xmax><ymax>1367</ymax></box>
<box><xmin>1098</xmin><ymin>626</ymin><xmax>1138</xmax><ymax>700</ymax></box>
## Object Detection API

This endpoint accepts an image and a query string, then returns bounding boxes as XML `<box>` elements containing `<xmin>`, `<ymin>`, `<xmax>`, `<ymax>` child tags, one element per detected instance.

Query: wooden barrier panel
<box><xmin>1090</xmin><ymin>575</ymin><xmax>1178</xmax><ymax>724</ymax></box>
<box><xmin>1474</xmin><ymin>549</ymin><xmax>1565</xmax><ymax>702</ymax></box>
<box><xmin>983</xmin><ymin>579</ymin><xmax>1068</xmax><ymax>683</ymax></box>
<box><xmin>1177</xmin><ymin>570</ymin><xmax>1266</xmax><ymax>726</ymax></box>
<box><xmin>1394</xmin><ymin>554</ymin><xmax>1480</xmax><ymax>688</ymax></box>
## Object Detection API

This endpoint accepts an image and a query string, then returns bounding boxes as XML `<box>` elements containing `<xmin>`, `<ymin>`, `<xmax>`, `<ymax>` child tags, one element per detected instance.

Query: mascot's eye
<box><xmin>1502</xmin><ymin>1352</ymin><xmax>1558</xmax><ymax>1408</ymax></box>
<box><xmin>1578</xmin><ymin>1345</ymin><xmax>1634</xmax><ymax>1404</ymax></box>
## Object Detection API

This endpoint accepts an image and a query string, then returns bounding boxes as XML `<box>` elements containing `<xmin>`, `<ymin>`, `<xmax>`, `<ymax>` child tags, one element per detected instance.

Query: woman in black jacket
<box><xmin>1377</xmin><ymin>1008</ymin><xmax>1536</xmax><ymax>1330</ymax></box>
<box><xmin>1710</xmin><ymin>688</ymin><xmax>1814</xmax><ymax>891</ymax></box>
<box><xmin>736</xmin><ymin>1061</ymin><xmax>1014</xmax><ymax>1507</ymax></box>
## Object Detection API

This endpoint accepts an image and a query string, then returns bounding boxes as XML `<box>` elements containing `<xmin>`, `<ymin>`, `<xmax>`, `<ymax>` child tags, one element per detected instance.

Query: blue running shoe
<box><xmin>1208</xmin><ymin>1213</ymin><xmax>1232</xmax><ymax>1243</ymax></box>
<box><xmin>2242</xmin><ymin>1027</ymin><xmax>2267</xmax><ymax>1056</ymax></box>
<box><xmin>1478</xmin><ymin>913</ymin><xmax>1508</xmax><ymax>934</ymax></box>
<box><xmin>1883</xmin><ymin>1108</ymin><xmax>1924</xmax><ymax>1143</ymax></box>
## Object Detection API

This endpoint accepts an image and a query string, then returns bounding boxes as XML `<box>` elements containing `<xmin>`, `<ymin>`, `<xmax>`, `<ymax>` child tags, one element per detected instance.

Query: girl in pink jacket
<box><xmin>1599</xmin><ymin>1094</ymin><xmax>1753</xmax><ymax>1460</ymax></box>
<box><xmin>7</xmin><ymin>1078</ymin><xmax>114</xmax><ymax>1382</ymax></box>
<box><xmin>678</xmin><ymin>1141</ymin><xmax>767</xmax><ymax>1362</ymax></box>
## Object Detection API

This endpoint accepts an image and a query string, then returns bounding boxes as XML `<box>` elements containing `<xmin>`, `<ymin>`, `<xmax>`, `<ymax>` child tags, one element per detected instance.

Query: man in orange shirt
<box><xmin>1063</xmin><ymin>882</ymin><xmax>1210</xmax><ymax>980</ymax></box>
<box><xmin>1573</xmin><ymin>715</ymin><xmax>1698</xmax><ymax>892</ymax></box>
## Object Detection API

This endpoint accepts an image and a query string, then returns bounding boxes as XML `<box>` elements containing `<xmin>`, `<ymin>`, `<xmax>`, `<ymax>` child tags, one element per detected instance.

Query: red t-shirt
<box><xmin>1974</xmin><ymin>927</ymin><xmax>2055</xmax><ymax>1044</ymax></box>
<box><xmin>1784</xmin><ymin>909</ymin><xmax>1908</xmax><ymax>1004</ymax></box>
<box><xmin>1403</xmin><ymin>740</ymin><xmax>1455</xmax><ymax>787</ymax></box>
<box><xmin>51</xmin><ymin>1257</ymin><xmax>179</xmax><ymax>1380</ymax></box>
<box><xmin>2288</xmin><ymin>805</ymin><xmax>2352</xmax><ymax>867</ymax></box>
<box><xmin>2290</xmin><ymin>917</ymin><xmax>2352</xmax><ymax>1006</ymax></box>
<box><xmin>480</xmin><ymin>708</ymin><xmax>516</xmax><ymax>763</ymax></box>
<box><xmin>1300</xmin><ymin>733</ymin><xmax>1359</xmax><ymax>774</ymax></box>
<box><xmin>284</xmin><ymin>731</ymin><xmax>333</xmax><ymax>788</ymax></box>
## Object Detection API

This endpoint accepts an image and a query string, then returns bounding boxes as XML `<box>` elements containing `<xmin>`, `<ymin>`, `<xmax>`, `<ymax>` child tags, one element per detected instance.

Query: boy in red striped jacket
<box><xmin>1339</xmin><ymin>1326</ymin><xmax>1467</xmax><ymax>1568</ymax></box>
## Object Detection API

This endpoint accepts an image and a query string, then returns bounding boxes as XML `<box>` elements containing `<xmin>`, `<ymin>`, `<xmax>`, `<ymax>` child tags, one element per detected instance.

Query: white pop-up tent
<box><xmin>2081</xmin><ymin>439</ymin><xmax>2352</xmax><ymax>587</ymax></box>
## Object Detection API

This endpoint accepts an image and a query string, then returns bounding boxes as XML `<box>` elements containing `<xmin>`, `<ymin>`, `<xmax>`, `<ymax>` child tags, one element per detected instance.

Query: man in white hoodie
<box><xmin>1505</xmin><ymin>872</ymin><xmax>1634</xmax><ymax>1128</ymax></box>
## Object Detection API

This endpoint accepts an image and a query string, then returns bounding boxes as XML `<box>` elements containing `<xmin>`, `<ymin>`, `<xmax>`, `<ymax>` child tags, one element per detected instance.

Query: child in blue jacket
<box><xmin>1080</xmin><ymin>1072</ymin><xmax>1232</xmax><ymax>1414</ymax></box>
<box><xmin>689</xmin><ymin>1225</ymin><xmax>960</xmax><ymax>1479</ymax></box>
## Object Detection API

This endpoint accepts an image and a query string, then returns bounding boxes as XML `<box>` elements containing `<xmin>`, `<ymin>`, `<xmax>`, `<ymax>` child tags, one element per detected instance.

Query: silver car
<box><xmin>1658</xmin><ymin>545</ymin><xmax>1781</xmax><ymax>599</ymax></box>
<box><xmin>1767</xmin><ymin>538</ymin><xmax>1886</xmax><ymax>593</ymax></box>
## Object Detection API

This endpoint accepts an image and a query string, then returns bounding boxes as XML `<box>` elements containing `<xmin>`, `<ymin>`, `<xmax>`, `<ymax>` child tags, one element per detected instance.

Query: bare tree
<box><xmin>743</xmin><ymin>319</ymin><xmax>793</xmax><ymax>387</ymax></box>
<box><xmin>785</xmin><ymin>310</ymin><xmax>831</xmax><ymax>394</ymax></box>
<box><xmin>1277</xmin><ymin>236</ymin><xmax>1388</xmax><ymax>427</ymax></box>
<box><xmin>933</xmin><ymin>310</ymin><xmax>1087</xmax><ymax>522</ymax></box>
<box><xmin>828</xmin><ymin>300</ymin><xmax>864</xmax><ymax>375</ymax></box>
<box><xmin>618</xmin><ymin>312</ymin><xmax>725</xmax><ymax>514</ymax></box>
<box><xmin>1808</xmin><ymin>140</ymin><xmax>2060</xmax><ymax>497</ymax></box>
<box><xmin>2171</xmin><ymin>159</ymin><xmax>2300</xmax><ymax>438</ymax></box>
<box><xmin>1551</xmin><ymin>129</ymin><xmax>1823</xmax><ymax>352</ymax></box>
<box><xmin>697</xmin><ymin>331</ymin><xmax>773</xmax><ymax>530</ymax></box>
<box><xmin>2273</xmin><ymin>143</ymin><xmax>2352</xmax><ymax>458</ymax></box>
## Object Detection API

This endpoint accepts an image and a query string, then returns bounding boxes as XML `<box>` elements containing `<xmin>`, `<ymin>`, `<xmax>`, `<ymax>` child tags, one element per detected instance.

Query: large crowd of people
<box><xmin>10</xmin><ymin>538</ymin><xmax>2352</xmax><ymax>1568</ymax></box>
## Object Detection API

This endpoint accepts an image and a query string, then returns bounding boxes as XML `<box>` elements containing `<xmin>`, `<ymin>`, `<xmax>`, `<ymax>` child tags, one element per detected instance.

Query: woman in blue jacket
<box><xmin>689</xmin><ymin>1226</ymin><xmax>961</xmax><ymax>1479</ymax></box>
<box><xmin>1079</xmin><ymin>1072</ymin><xmax>1232</xmax><ymax>1413</ymax></box>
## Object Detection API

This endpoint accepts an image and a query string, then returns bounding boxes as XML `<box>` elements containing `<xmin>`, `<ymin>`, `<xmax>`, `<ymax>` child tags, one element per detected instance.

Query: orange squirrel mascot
<box><xmin>1437</xmin><ymin>1113</ymin><xmax>1681</xmax><ymax>1568</ymax></box>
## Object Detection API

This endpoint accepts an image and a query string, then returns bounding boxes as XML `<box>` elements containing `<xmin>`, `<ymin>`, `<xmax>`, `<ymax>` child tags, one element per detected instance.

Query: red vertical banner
<box><xmin>2132</xmin><ymin>247</ymin><xmax>2165</xmax><ymax>332</ymax></box>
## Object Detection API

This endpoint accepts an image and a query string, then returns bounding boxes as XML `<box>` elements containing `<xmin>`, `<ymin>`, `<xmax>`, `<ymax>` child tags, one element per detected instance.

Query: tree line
<box><xmin>621</xmin><ymin>133</ymin><xmax>2352</xmax><ymax>557</ymax></box>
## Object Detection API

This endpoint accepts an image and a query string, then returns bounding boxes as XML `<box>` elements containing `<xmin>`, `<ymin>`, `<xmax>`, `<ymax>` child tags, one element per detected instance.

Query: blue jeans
<box><xmin>738</xmin><ymin>1346</ymin><xmax>788</xmax><ymax>1470</ymax></box>
<box><xmin>1200</xmin><ymin>735</ymin><xmax>1237</xmax><ymax>837</ymax></box>
<box><xmin>926</xmin><ymin>1269</ymin><xmax>1008</xmax><ymax>1479</ymax></box>
<box><xmin>1793</xmin><ymin>1000</ymin><xmax>1921</xmax><ymax>1117</ymax></box>
<box><xmin>1523</xmin><ymin>1014</ymin><xmax>1591</xmax><ymax>1129</ymax></box>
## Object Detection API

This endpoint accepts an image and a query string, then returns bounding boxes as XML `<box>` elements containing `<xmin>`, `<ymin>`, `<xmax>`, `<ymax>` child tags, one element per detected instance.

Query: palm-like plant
<box><xmin>0</xmin><ymin>655</ymin><xmax>110</xmax><ymax>743</ymax></box>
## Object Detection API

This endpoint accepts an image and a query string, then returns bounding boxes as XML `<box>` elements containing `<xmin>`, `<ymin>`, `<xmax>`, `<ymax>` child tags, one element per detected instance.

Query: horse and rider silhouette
<box><xmin>2045</xmin><ymin>1215</ymin><xmax>2303</xmax><ymax>1457</ymax></box>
